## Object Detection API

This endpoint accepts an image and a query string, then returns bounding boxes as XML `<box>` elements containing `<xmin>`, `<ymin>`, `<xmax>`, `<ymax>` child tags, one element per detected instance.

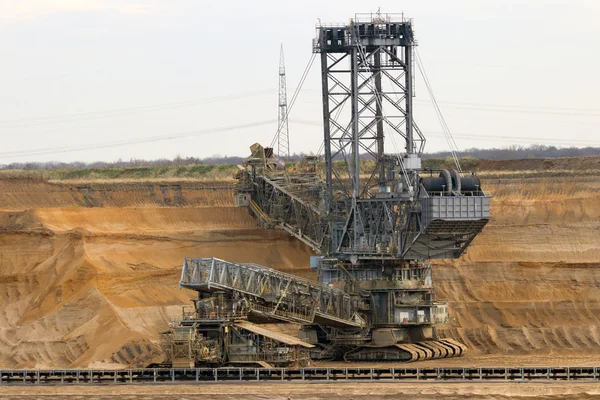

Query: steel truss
<box><xmin>180</xmin><ymin>258</ymin><xmax>364</xmax><ymax>328</ymax></box>
<box><xmin>277</xmin><ymin>45</ymin><xmax>290</xmax><ymax>159</ymax></box>
<box><xmin>311</xmin><ymin>16</ymin><xmax>431</xmax><ymax>260</ymax></box>
<box><xmin>250</xmin><ymin>174</ymin><xmax>328</xmax><ymax>252</ymax></box>
<box><xmin>241</xmin><ymin>166</ymin><xmax>489</xmax><ymax>261</ymax></box>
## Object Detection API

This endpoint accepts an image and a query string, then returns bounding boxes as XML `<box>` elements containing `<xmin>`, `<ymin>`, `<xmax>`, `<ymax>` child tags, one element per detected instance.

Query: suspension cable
<box><xmin>414</xmin><ymin>49</ymin><xmax>462</xmax><ymax>172</ymax></box>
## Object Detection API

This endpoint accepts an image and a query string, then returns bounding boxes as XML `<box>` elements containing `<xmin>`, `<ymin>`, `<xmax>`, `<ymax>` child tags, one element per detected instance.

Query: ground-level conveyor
<box><xmin>2</xmin><ymin>366</ymin><xmax>600</xmax><ymax>385</ymax></box>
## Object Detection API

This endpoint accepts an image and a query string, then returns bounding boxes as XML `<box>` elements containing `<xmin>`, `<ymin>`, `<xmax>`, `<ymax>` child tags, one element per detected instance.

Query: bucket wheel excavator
<box><xmin>233</xmin><ymin>12</ymin><xmax>490</xmax><ymax>362</ymax></box>
<box><xmin>163</xmin><ymin>12</ymin><xmax>490</xmax><ymax>366</ymax></box>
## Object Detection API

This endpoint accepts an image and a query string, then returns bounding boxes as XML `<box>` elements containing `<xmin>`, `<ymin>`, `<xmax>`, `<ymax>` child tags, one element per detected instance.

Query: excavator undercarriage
<box><xmin>161</xmin><ymin>257</ymin><xmax>473</xmax><ymax>366</ymax></box>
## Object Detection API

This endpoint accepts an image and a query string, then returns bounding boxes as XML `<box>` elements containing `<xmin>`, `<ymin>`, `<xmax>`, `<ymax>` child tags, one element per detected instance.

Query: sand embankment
<box><xmin>0</xmin><ymin>179</ymin><xmax>312</xmax><ymax>368</ymax></box>
<box><xmin>0</xmin><ymin>157</ymin><xmax>599</xmax><ymax>368</ymax></box>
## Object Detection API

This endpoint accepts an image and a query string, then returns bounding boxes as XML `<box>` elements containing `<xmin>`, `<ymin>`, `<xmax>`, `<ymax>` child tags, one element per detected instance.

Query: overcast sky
<box><xmin>0</xmin><ymin>0</ymin><xmax>598</xmax><ymax>163</ymax></box>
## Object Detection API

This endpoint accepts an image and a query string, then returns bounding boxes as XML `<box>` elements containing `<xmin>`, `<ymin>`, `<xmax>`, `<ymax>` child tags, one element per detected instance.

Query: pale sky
<box><xmin>1</xmin><ymin>0</ymin><xmax>599</xmax><ymax>163</ymax></box>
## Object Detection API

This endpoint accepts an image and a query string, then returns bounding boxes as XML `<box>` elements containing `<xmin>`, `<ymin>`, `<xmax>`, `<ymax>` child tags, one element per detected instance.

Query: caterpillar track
<box><xmin>345</xmin><ymin>339</ymin><xmax>467</xmax><ymax>362</ymax></box>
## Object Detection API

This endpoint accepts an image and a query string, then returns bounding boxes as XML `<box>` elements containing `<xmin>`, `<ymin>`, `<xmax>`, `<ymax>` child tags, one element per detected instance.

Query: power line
<box><xmin>426</xmin><ymin>132</ymin><xmax>600</xmax><ymax>146</ymax></box>
<box><xmin>414</xmin><ymin>49</ymin><xmax>461</xmax><ymax>171</ymax></box>
<box><xmin>425</xmin><ymin>59</ymin><xmax>598</xmax><ymax>74</ymax></box>
<box><xmin>0</xmin><ymin>120</ymin><xmax>277</xmax><ymax>159</ymax></box>
<box><xmin>4</xmin><ymin>117</ymin><xmax>597</xmax><ymax>161</ymax></box>
<box><xmin>414</xmin><ymin>100</ymin><xmax>600</xmax><ymax>117</ymax></box>
<box><xmin>301</xmin><ymin>88</ymin><xmax>600</xmax><ymax>116</ymax></box>
<box><xmin>0</xmin><ymin>90</ymin><xmax>274</xmax><ymax>129</ymax></box>
<box><xmin>427</xmin><ymin>100</ymin><xmax>600</xmax><ymax>113</ymax></box>
<box><xmin>288</xmin><ymin>119</ymin><xmax>600</xmax><ymax>146</ymax></box>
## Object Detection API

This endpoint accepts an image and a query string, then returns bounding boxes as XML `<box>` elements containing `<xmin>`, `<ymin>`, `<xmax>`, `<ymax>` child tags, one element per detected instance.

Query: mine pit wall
<box><xmin>0</xmin><ymin>179</ymin><xmax>237</xmax><ymax>209</ymax></box>
<box><xmin>434</xmin><ymin>176</ymin><xmax>600</xmax><ymax>355</ymax></box>
<box><xmin>0</xmin><ymin>173</ymin><xmax>599</xmax><ymax>368</ymax></box>
<box><xmin>0</xmin><ymin>179</ymin><xmax>314</xmax><ymax>369</ymax></box>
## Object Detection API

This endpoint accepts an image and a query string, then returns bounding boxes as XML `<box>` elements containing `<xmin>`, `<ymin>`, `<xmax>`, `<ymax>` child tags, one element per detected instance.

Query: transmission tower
<box><xmin>277</xmin><ymin>44</ymin><xmax>290</xmax><ymax>160</ymax></box>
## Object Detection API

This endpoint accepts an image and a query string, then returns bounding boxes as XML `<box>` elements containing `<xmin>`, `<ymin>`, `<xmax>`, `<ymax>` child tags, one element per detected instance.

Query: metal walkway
<box><xmin>180</xmin><ymin>257</ymin><xmax>364</xmax><ymax>328</ymax></box>
<box><xmin>1</xmin><ymin>367</ymin><xmax>600</xmax><ymax>385</ymax></box>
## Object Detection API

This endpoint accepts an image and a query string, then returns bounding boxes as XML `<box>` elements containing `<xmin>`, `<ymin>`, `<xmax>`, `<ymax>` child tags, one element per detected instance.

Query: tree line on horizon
<box><xmin>1</xmin><ymin>144</ymin><xmax>599</xmax><ymax>171</ymax></box>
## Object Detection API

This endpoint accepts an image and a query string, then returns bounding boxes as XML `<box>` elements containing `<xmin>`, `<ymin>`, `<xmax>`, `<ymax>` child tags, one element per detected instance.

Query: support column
<box><xmin>350</xmin><ymin>47</ymin><xmax>360</xmax><ymax>199</ymax></box>
<box><xmin>350</xmin><ymin>47</ymin><xmax>361</xmax><ymax>250</ymax></box>
<box><xmin>320</xmin><ymin>51</ymin><xmax>334</xmax><ymax>253</ymax></box>
<box><xmin>404</xmin><ymin>45</ymin><xmax>414</xmax><ymax>154</ymax></box>
<box><xmin>374</xmin><ymin>48</ymin><xmax>385</xmax><ymax>184</ymax></box>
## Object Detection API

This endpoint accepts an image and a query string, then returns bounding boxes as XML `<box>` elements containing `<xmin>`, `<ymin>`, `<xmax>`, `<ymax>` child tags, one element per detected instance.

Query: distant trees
<box><xmin>0</xmin><ymin>156</ymin><xmax>206</xmax><ymax>171</ymax></box>
<box><xmin>1</xmin><ymin>145</ymin><xmax>599</xmax><ymax>171</ymax></box>
<box><xmin>423</xmin><ymin>145</ymin><xmax>600</xmax><ymax>161</ymax></box>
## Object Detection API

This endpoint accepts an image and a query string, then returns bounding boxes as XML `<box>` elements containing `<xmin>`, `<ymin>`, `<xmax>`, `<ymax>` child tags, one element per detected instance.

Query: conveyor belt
<box><xmin>1</xmin><ymin>366</ymin><xmax>599</xmax><ymax>384</ymax></box>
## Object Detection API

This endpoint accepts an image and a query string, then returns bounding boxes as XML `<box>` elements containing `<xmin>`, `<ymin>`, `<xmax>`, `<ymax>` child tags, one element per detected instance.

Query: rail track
<box><xmin>2</xmin><ymin>367</ymin><xmax>600</xmax><ymax>385</ymax></box>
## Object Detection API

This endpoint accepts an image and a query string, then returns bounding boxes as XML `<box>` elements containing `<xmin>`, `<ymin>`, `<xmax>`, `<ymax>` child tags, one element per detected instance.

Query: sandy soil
<box><xmin>0</xmin><ymin>180</ymin><xmax>313</xmax><ymax>368</ymax></box>
<box><xmin>0</xmin><ymin>158</ymin><xmax>599</xmax><ymax>369</ymax></box>
<box><xmin>433</xmin><ymin>176</ymin><xmax>600</xmax><ymax>358</ymax></box>
<box><xmin>2</xmin><ymin>382</ymin><xmax>600</xmax><ymax>399</ymax></box>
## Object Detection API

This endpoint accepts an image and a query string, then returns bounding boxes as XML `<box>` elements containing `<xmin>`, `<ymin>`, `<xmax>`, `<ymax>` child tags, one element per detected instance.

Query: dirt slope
<box><xmin>435</xmin><ymin>174</ymin><xmax>600</xmax><ymax>358</ymax></box>
<box><xmin>0</xmin><ymin>179</ymin><xmax>313</xmax><ymax>368</ymax></box>
<box><xmin>0</xmin><ymin>156</ymin><xmax>599</xmax><ymax>368</ymax></box>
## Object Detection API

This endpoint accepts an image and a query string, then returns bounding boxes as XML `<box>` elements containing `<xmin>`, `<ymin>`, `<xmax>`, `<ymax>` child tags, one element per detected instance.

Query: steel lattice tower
<box><xmin>313</xmin><ymin>12</ymin><xmax>426</xmax><ymax>259</ymax></box>
<box><xmin>277</xmin><ymin>44</ymin><xmax>290</xmax><ymax>160</ymax></box>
